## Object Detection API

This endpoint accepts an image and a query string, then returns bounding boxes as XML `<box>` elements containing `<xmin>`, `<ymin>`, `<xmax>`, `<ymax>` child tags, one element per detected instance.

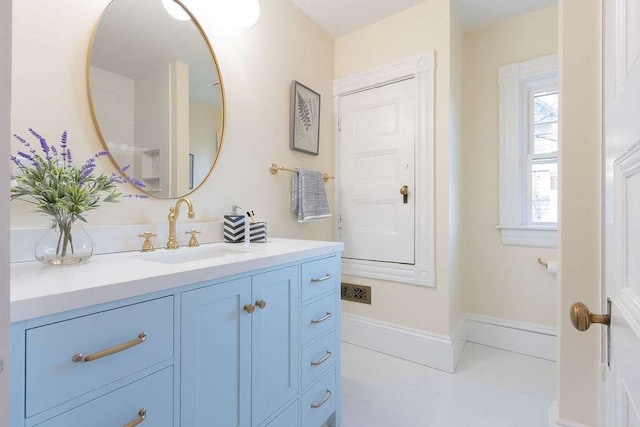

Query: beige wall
<box><xmin>0</xmin><ymin>0</ymin><xmax>11</xmax><ymax>422</ymax></box>
<box><xmin>335</xmin><ymin>0</ymin><xmax>456</xmax><ymax>335</ymax></box>
<box><xmin>10</xmin><ymin>0</ymin><xmax>335</xmax><ymax>242</ymax></box>
<box><xmin>558</xmin><ymin>0</ymin><xmax>602</xmax><ymax>424</ymax></box>
<box><xmin>449</xmin><ymin>5</ymin><xmax>464</xmax><ymax>329</ymax></box>
<box><xmin>461</xmin><ymin>6</ymin><xmax>559</xmax><ymax>327</ymax></box>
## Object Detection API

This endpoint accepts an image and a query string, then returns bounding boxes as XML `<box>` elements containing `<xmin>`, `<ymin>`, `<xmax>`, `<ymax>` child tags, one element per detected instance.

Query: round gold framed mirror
<box><xmin>87</xmin><ymin>0</ymin><xmax>225</xmax><ymax>198</ymax></box>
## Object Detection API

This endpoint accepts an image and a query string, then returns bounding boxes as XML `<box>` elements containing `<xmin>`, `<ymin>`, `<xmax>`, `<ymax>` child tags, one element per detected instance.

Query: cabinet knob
<box><xmin>243</xmin><ymin>304</ymin><xmax>255</xmax><ymax>314</ymax></box>
<box><xmin>256</xmin><ymin>300</ymin><xmax>267</xmax><ymax>309</ymax></box>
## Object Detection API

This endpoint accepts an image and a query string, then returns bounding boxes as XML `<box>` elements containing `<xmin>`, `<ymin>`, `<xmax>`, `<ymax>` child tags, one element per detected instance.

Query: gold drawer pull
<box><xmin>311</xmin><ymin>312</ymin><xmax>332</xmax><ymax>325</ymax></box>
<box><xmin>311</xmin><ymin>274</ymin><xmax>332</xmax><ymax>283</ymax></box>
<box><xmin>310</xmin><ymin>351</ymin><xmax>332</xmax><ymax>366</ymax></box>
<box><xmin>256</xmin><ymin>300</ymin><xmax>267</xmax><ymax>310</ymax></box>
<box><xmin>72</xmin><ymin>332</ymin><xmax>147</xmax><ymax>363</ymax></box>
<box><xmin>124</xmin><ymin>408</ymin><xmax>147</xmax><ymax>427</ymax></box>
<box><xmin>310</xmin><ymin>390</ymin><xmax>332</xmax><ymax>409</ymax></box>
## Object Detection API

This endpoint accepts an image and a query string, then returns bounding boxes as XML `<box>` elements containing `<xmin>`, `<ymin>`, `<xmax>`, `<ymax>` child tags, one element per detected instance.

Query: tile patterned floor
<box><xmin>341</xmin><ymin>342</ymin><xmax>556</xmax><ymax>427</ymax></box>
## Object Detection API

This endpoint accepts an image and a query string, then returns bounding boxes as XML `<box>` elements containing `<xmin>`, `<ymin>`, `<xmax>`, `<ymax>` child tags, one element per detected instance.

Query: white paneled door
<box><xmin>338</xmin><ymin>78</ymin><xmax>416</xmax><ymax>265</ymax></box>
<box><xmin>604</xmin><ymin>0</ymin><xmax>640</xmax><ymax>425</ymax></box>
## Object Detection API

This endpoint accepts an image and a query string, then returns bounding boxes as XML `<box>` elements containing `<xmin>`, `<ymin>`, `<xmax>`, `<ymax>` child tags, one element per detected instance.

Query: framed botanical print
<box><xmin>290</xmin><ymin>80</ymin><xmax>321</xmax><ymax>155</ymax></box>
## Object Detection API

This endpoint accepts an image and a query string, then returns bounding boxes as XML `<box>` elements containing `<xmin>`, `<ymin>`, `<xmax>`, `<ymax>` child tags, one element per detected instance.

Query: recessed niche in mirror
<box><xmin>88</xmin><ymin>0</ymin><xmax>225</xmax><ymax>198</ymax></box>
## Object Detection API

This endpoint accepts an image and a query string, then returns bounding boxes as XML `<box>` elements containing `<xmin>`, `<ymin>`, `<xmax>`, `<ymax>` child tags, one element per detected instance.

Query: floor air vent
<box><xmin>341</xmin><ymin>283</ymin><xmax>372</xmax><ymax>304</ymax></box>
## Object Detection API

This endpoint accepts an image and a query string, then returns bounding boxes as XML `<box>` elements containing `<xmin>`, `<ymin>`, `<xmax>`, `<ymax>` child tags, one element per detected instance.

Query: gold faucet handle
<box><xmin>138</xmin><ymin>232</ymin><xmax>157</xmax><ymax>252</ymax></box>
<box><xmin>186</xmin><ymin>229</ymin><xmax>201</xmax><ymax>247</ymax></box>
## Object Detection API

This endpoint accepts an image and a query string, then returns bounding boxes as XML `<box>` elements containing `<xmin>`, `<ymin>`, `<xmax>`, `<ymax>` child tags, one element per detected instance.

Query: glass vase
<box><xmin>35</xmin><ymin>218</ymin><xmax>94</xmax><ymax>265</ymax></box>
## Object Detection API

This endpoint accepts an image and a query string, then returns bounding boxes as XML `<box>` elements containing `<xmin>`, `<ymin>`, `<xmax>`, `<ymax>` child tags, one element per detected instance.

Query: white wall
<box><xmin>10</xmin><ymin>0</ymin><xmax>335</xmax><ymax>242</ymax></box>
<box><xmin>0</xmin><ymin>1</ymin><xmax>11</xmax><ymax>423</ymax></box>
<box><xmin>335</xmin><ymin>0</ymin><xmax>457</xmax><ymax>335</ymax></box>
<box><xmin>189</xmin><ymin>103</ymin><xmax>221</xmax><ymax>187</ymax></box>
<box><xmin>461</xmin><ymin>6</ymin><xmax>559</xmax><ymax>327</ymax></box>
<box><xmin>90</xmin><ymin>66</ymin><xmax>136</xmax><ymax>178</ymax></box>
<box><xmin>558</xmin><ymin>0</ymin><xmax>601</xmax><ymax>424</ymax></box>
<box><xmin>135</xmin><ymin>64</ymin><xmax>171</xmax><ymax>196</ymax></box>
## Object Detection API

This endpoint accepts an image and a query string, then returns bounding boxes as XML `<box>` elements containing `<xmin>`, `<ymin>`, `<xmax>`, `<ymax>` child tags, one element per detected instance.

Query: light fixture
<box><xmin>162</xmin><ymin>0</ymin><xmax>190</xmax><ymax>21</ymax></box>
<box><xmin>219</xmin><ymin>0</ymin><xmax>260</xmax><ymax>29</ymax></box>
<box><xmin>236</xmin><ymin>0</ymin><xmax>261</xmax><ymax>28</ymax></box>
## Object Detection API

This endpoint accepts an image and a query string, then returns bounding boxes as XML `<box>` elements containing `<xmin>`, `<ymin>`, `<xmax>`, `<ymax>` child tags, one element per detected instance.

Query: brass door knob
<box><xmin>570</xmin><ymin>302</ymin><xmax>610</xmax><ymax>331</ymax></box>
<box><xmin>400</xmin><ymin>185</ymin><xmax>409</xmax><ymax>204</ymax></box>
<box><xmin>243</xmin><ymin>304</ymin><xmax>255</xmax><ymax>314</ymax></box>
<box><xmin>256</xmin><ymin>300</ymin><xmax>267</xmax><ymax>309</ymax></box>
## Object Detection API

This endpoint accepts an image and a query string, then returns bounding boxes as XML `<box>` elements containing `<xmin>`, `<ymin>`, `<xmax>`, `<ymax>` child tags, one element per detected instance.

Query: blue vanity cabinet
<box><xmin>181</xmin><ymin>266</ymin><xmax>300</xmax><ymax>427</ymax></box>
<box><xmin>180</xmin><ymin>277</ymin><xmax>253</xmax><ymax>427</ymax></box>
<box><xmin>251</xmin><ymin>266</ymin><xmax>299</xmax><ymax>426</ymax></box>
<box><xmin>10</xmin><ymin>247</ymin><xmax>343</xmax><ymax>427</ymax></box>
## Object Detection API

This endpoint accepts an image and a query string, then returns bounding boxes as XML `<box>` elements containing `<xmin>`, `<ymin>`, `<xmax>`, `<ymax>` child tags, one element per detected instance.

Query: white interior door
<box><xmin>338</xmin><ymin>78</ymin><xmax>415</xmax><ymax>265</ymax></box>
<box><xmin>604</xmin><ymin>0</ymin><xmax>640</xmax><ymax>425</ymax></box>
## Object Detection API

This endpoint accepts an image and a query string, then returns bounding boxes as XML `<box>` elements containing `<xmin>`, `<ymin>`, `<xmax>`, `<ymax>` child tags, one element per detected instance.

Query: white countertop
<box><xmin>11</xmin><ymin>238</ymin><xmax>344</xmax><ymax>323</ymax></box>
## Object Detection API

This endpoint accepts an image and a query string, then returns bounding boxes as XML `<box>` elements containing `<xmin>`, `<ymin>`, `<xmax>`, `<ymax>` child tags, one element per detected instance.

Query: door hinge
<box><xmin>338</xmin><ymin>117</ymin><xmax>342</xmax><ymax>132</ymax></box>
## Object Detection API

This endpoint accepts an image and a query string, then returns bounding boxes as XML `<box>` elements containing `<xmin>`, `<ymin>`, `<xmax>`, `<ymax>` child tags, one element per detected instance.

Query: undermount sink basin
<box><xmin>138</xmin><ymin>244</ymin><xmax>255</xmax><ymax>265</ymax></box>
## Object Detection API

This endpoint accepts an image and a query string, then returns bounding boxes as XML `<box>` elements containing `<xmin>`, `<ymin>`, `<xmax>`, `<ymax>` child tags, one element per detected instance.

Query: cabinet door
<box><xmin>181</xmin><ymin>278</ymin><xmax>252</xmax><ymax>427</ymax></box>
<box><xmin>251</xmin><ymin>266</ymin><xmax>300</xmax><ymax>426</ymax></box>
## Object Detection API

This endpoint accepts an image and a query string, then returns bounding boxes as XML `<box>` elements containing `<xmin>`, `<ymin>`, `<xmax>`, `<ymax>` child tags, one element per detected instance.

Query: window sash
<box><xmin>526</xmin><ymin>155</ymin><xmax>558</xmax><ymax>225</ymax></box>
<box><xmin>523</xmin><ymin>84</ymin><xmax>559</xmax><ymax>226</ymax></box>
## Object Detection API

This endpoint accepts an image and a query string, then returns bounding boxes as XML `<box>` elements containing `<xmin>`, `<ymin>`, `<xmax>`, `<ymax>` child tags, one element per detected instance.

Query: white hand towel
<box><xmin>291</xmin><ymin>168</ymin><xmax>331</xmax><ymax>222</ymax></box>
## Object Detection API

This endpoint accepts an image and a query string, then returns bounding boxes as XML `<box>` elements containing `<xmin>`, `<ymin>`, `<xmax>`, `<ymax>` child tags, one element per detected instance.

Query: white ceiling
<box><xmin>289</xmin><ymin>0</ymin><xmax>558</xmax><ymax>37</ymax></box>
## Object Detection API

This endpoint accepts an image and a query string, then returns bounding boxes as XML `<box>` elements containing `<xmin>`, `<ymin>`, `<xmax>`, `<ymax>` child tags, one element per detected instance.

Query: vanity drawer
<box><xmin>301</xmin><ymin>257</ymin><xmax>337</xmax><ymax>302</ymax></box>
<box><xmin>301</xmin><ymin>330</ymin><xmax>336</xmax><ymax>389</ymax></box>
<box><xmin>301</xmin><ymin>294</ymin><xmax>336</xmax><ymax>345</ymax></box>
<box><xmin>262</xmin><ymin>400</ymin><xmax>299</xmax><ymax>427</ymax></box>
<box><xmin>301</xmin><ymin>367</ymin><xmax>336</xmax><ymax>427</ymax></box>
<box><xmin>25</xmin><ymin>296</ymin><xmax>174</xmax><ymax>417</ymax></box>
<box><xmin>35</xmin><ymin>367</ymin><xmax>173</xmax><ymax>427</ymax></box>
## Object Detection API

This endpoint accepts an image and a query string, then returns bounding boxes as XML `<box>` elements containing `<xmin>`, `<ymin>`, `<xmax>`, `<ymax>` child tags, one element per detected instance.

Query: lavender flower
<box><xmin>13</xmin><ymin>134</ymin><xmax>36</xmax><ymax>155</ymax></box>
<box><xmin>10</xmin><ymin>154</ymin><xmax>24</xmax><ymax>169</ymax></box>
<box><xmin>17</xmin><ymin>151</ymin><xmax>35</xmax><ymax>163</ymax></box>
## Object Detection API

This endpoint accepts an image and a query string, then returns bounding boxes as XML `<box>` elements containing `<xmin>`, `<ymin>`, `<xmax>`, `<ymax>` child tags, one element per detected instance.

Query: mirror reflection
<box><xmin>88</xmin><ymin>0</ymin><xmax>224</xmax><ymax>198</ymax></box>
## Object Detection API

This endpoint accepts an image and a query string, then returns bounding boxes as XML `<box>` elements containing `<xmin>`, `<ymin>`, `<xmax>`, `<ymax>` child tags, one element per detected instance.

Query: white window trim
<box><xmin>498</xmin><ymin>54</ymin><xmax>559</xmax><ymax>248</ymax></box>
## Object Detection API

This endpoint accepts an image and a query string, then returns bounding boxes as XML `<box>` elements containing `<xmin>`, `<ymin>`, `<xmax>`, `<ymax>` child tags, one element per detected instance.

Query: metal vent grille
<box><xmin>341</xmin><ymin>283</ymin><xmax>372</xmax><ymax>304</ymax></box>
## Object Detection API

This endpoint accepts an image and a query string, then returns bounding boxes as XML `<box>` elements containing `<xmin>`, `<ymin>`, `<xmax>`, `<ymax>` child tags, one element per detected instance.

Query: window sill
<box><xmin>497</xmin><ymin>226</ymin><xmax>558</xmax><ymax>248</ymax></box>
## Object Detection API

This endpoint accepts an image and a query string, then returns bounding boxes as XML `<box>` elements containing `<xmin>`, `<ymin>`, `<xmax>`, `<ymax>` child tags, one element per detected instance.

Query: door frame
<box><xmin>0</xmin><ymin>0</ymin><xmax>11</xmax><ymax>423</ymax></box>
<box><xmin>333</xmin><ymin>51</ymin><xmax>436</xmax><ymax>287</ymax></box>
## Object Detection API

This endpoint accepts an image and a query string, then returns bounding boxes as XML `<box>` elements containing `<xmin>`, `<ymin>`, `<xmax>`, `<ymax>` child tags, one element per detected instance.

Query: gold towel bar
<box><xmin>269</xmin><ymin>163</ymin><xmax>334</xmax><ymax>183</ymax></box>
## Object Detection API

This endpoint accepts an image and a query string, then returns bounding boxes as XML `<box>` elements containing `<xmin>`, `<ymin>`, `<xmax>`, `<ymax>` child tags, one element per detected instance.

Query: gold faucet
<box><xmin>166</xmin><ymin>197</ymin><xmax>195</xmax><ymax>249</ymax></box>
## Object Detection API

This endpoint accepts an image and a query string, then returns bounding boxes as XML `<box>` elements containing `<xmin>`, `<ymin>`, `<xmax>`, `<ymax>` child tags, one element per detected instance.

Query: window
<box><xmin>498</xmin><ymin>55</ymin><xmax>559</xmax><ymax>248</ymax></box>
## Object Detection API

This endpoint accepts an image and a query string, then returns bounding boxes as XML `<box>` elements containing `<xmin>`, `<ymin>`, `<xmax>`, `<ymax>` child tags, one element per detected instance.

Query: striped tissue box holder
<box><xmin>223</xmin><ymin>215</ymin><xmax>245</xmax><ymax>243</ymax></box>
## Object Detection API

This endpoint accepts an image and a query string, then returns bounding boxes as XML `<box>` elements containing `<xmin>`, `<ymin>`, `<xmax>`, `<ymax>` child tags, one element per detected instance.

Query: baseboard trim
<box><xmin>548</xmin><ymin>401</ymin><xmax>591</xmax><ymax>427</ymax></box>
<box><xmin>464</xmin><ymin>314</ymin><xmax>557</xmax><ymax>361</ymax></box>
<box><xmin>341</xmin><ymin>313</ymin><xmax>463</xmax><ymax>373</ymax></box>
<box><xmin>341</xmin><ymin>312</ymin><xmax>557</xmax><ymax>374</ymax></box>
